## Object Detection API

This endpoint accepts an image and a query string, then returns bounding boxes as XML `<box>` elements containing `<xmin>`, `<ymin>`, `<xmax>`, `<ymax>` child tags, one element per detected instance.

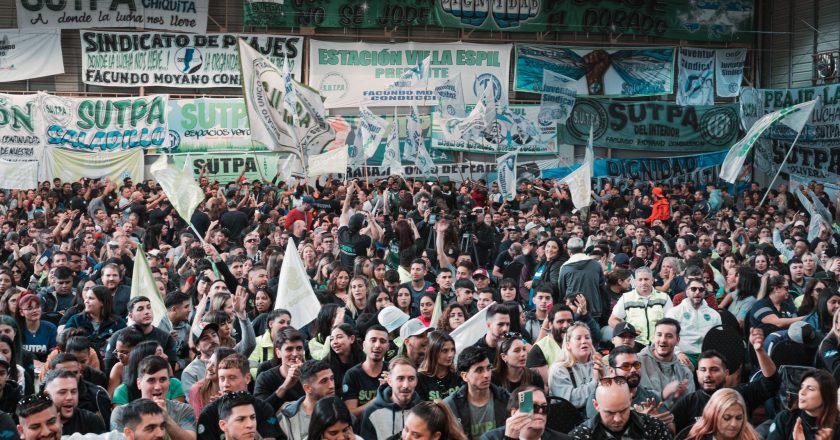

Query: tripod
<box><xmin>460</xmin><ymin>231</ymin><xmax>479</xmax><ymax>264</ymax></box>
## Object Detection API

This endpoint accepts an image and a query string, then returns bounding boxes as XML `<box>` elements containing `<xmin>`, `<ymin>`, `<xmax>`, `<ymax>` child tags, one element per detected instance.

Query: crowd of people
<box><xmin>0</xmin><ymin>172</ymin><xmax>839</xmax><ymax>440</ymax></box>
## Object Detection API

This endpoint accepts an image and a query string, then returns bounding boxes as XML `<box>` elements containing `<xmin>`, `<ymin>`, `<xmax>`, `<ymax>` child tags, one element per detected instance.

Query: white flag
<box><xmin>496</xmin><ymin>152</ymin><xmax>517</xmax><ymax>201</ymax></box>
<box><xmin>149</xmin><ymin>155</ymin><xmax>204</xmax><ymax>224</ymax></box>
<box><xmin>131</xmin><ymin>247</ymin><xmax>167</xmax><ymax>327</ymax></box>
<box><xmin>720</xmin><ymin>99</ymin><xmax>818</xmax><ymax>183</ymax></box>
<box><xmin>307</xmin><ymin>148</ymin><xmax>349</xmax><ymax>178</ymax></box>
<box><xmin>359</xmin><ymin>104</ymin><xmax>388</xmax><ymax>158</ymax></box>
<box><xmin>443</xmin><ymin>82</ymin><xmax>497</xmax><ymax>142</ymax></box>
<box><xmin>182</xmin><ymin>153</ymin><xmax>192</xmax><ymax>174</ymax></box>
<box><xmin>435</xmin><ymin>73</ymin><xmax>466</xmax><ymax>118</ymax></box>
<box><xmin>404</xmin><ymin>106</ymin><xmax>422</xmax><ymax>159</ymax></box>
<box><xmin>540</xmin><ymin>70</ymin><xmax>577</xmax><ymax>125</ymax></box>
<box><xmin>381</xmin><ymin>110</ymin><xmax>404</xmax><ymax>176</ymax></box>
<box><xmin>451</xmin><ymin>302</ymin><xmax>493</xmax><ymax>356</ymax></box>
<box><xmin>281</xmin><ymin>57</ymin><xmax>299</xmax><ymax>126</ymax></box>
<box><xmin>716</xmin><ymin>48</ymin><xmax>747</xmax><ymax>98</ymax></box>
<box><xmin>278</xmin><ymin>154</ymin><xmax>305</xmax><ymax>183</ymax></box>
<box><xmin>387</xmin><ymin>55</ymin><xmax>432</xmax><ymax>90</ymax></box>
<box><xmin>275</xmin><ymin>240</ymin><xmax>321</xmax><ymax>330</ymax></box>
<box><xmin>561</xmin><ymin>127</ymin><xmax>593</xmax><ymax>210</ymax></box>
<box><xmin>348</xmin><ymin>125</ymin><xmax>367</xmax><ymax>169</ymax></box>
<box><xmin>415</xmin><ymin>142</ymin><xmax>436</xmax><ymax>175</ymax></box>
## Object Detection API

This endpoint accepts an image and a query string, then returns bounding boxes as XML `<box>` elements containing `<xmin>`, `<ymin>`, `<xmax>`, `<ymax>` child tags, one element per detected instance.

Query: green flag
<box><xmin>131</xmin><ymin>246</ymin><xmax>168</xmax><ymax>327</ymax></box>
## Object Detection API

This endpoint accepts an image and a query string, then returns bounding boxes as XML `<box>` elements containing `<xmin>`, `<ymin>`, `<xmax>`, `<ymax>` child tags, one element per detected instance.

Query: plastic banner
<box><xmin>716</xmin><ymin>48</ymin><xmax>747</xmax><ymax>98</ymax></box>
<box><xmin>44</xmin><ymin>148</ymin><xmax>144</xmax><ymax>182</ymax></box>
<box><xmin>0</xmin><ymin>29</ymin><xmax>64</xmax><ymax>82</ymax></box>
<box><xmin>514</xmin><ymin>45</ymin><xmax>675</xmax><ymax>98</ymax></box>
<box><xmin>756</xmin><ymin>139</ymin><xmax>840</xmax><ymax>183</ymax></box>
<box><xmin>540</xmin><ymin>70</ymin><xmax>576</xmax><ymax>125</ymax></box>
<box><xmin>244</xmin><ymin>0</ymin><xmax>754</xmax><ymax>42</ymax></box>
<box><xmin>42</xmin><ymin>94</ymin><xmax>169</xmax><ymax>151</ymax></box>
<box><xmin>162</xmin><ymin>98</ymin><xmax>261</xmax><ymax>153</ymax></box>
<box><xmin>18</xmin><ymin>0</ymin><xmax>208</xmax><ymax>33</ymax></box>
<box><xmin>676</xmin><ymin>47</ymin><xmax>715</xmax><ymax>106</ymax></box>
<box><xmin>308</xmin><ymin>40</ymin><xmax>511</xmax><ymax>108</ymax></box>
<box><xmin>170</xmin><ymin>152</ymin><xmax>280</xmax><ymax>183</ymax></box>
<box><xmin>558</xmin><ymin>98</ymin><xmax>740</xmax><ymax>152</ymax></box>
<box><xmin>432</xmin><ymin>105</ymin><xmax>557</xmax><ymax>154</ymax></box>
<box><xmin>80</xmin><ymin>31</ymin><xmax>303</xmax><ymax>88</ymax></box>
<box><xmin>0</xmin><ymin>93</ymin><xmax>45</xmax><ymax>162</ymax></box>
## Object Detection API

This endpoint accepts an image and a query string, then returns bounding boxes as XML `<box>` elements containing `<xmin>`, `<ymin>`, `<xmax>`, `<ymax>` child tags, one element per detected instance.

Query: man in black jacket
<box><xmin>479</xmin><ymin>385</ymin><xmax>568</xmax><ymax>440</ymax></box>
<box><xmin>569</xmin><ymin>380</ymin><xmax>671</xmax><ymax>440</ymax></box>
<box><xmin>444</xmin><ymin>347</ymin><xmax>510</xmax><ymax>440</ymax></box>
<box><xmin>102</xmin><ymin>297</ymin><xmax>178</xmax><ymax>375</ymax></box>
<box><xmin>671</xmin><ymin>328</ymin><xmax>779</xmax><ymax>433</ymax></box>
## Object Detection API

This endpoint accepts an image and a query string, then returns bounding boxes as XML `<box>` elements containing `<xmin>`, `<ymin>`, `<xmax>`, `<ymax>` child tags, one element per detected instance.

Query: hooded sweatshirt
<box><xmin>637</xmin><ymin>345</ymin><xmax>695</xmax><ymax>406</ymax></box>
<box><xmin>357</xmin><ymin>384</ymin><xmax>423</xmax><ymax>440</ymax></box>
<box><xmin>558</xmin><ymin>253</ymin><xmax>605</xmax><ymax>319</ymax></box>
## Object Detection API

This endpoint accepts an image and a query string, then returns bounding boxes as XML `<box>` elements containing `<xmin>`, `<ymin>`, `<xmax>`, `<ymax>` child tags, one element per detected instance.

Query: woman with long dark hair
<box><xmin>767</xmin><ymin>370</ymin><xmax>839</xmax><ymax>440</ymax></box>
<box><xmin>307</xmin><ymin>304</ymin><xmax>345</xmax><ymax>360</ymax></box>
<box><xmin>324</xmin><ymin>323</ymin><xmax>364</xmax><ymax>397</ymax></box>
<box><xmin>719</xmin><ymin>266</ymin><xmax>761</xmax><ymax>327</ymax></box>
<box><xmin>400</xmin><ymin>401</ymin><xmax>468</xmax><ymax>440</ymax></box>
<box><xmin>386</xmin><ymin>219</ymin><xmax>421</xmax><ymax>271</ymax></box>
<box><xmin>437</xmin><ymin>303</ymin><xmax>468</xmax><ymax>333</ymax></box>
<box><xmin>492</xmin><ymin>333</ymin><xmax>544</xmax><ymax>393</ymax></box>
<box><xmin>323</xmin><ymin>266</ymin><xmax>352</xmax><ymax>307</ymax></box>
<box><xmin>416</xmin><ymin>331</ymin><xmax>462</xmax><ymax>402</ymax></box>
<box><xmin>522</xmin><ymin>237</ymin><xmax>565</xmax><ymax>303</ymax></box>
<box><xmin>307</xmin><ymin>396</ymin><xmax>361</xmax><ymax>440</ymax></box>
<box><xmin>64</xmin><ymin>285</ymin><xmax>125</xmax><ymax>356</ymax></box>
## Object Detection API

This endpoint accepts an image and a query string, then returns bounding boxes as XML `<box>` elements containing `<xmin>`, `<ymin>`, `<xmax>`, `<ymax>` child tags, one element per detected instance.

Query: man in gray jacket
<box><xmin>357</xmin><ymin>357</ymin><xmax>423</xmax><ymax>440</ymax></box>
<box><xmin>558</xmin><ymin>237</ymin><xmax>605</xmax><ymax>321</ymax></box>
<box><xmin>279</xmin><ymin>360</ymin><xmax>336</xmax><ymax>440</ymax></box>
<box><xmin>638</xmin><ymin>318</ymin><xmax>695</xmax><ymax>407</ymax></box>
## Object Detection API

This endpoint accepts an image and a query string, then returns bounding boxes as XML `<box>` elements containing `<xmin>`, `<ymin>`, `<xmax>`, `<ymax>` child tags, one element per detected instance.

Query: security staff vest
<box><xmin>623</xmin><ymin>290</ymin><xmax>670</xmax><ymax>345</ymax></box>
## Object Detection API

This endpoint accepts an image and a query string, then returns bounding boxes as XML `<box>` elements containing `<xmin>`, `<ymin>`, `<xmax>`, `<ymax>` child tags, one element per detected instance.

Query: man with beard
<box><xmin>637</xmin><ymin>318</ymin><xmax>695</xmax><ymax>405</ymax></box>
<box><xmin>120</xmin><ymin>399</ymin><xmax>167</xmax><ymax>440</ymax></box>
<box><xmin>279</xmin><ymin>360</ymin><xmax>335</xmax><ymax>440</ymax></box>
<box><xmin>570</xmin><ymin>381</ymin><xmax>671</xmax><ymax>440</ymax></box>
<box><xmin>181</xmin><ymin>322</ymin><xmax>220</xmax><ymax>399</ymax></box>
<box><xmin>218</xmin><ymin>392</ymin><xmax>258</xmax><ymax>440</ymax></box>
<box><xmin>99</xmin><ymin>263</ymin><xmax>131</xmax><ymax>319</ymax></box>
<box><xmin>585</xmin><ymin>347</ymin><xmax>667</xmax><ymax>421</ymax></box>
<box><xmin>473</xmin><ymin>304</ymin><xmax>511</xmax><ymax>368</ymax></box>
<box><xmin>671</xmin><ymin>328</ymin><xmax>779</xmax><ymax>433</ymax></box>
<box><xmin>666</xmin><ymin>279</ymin><xmax>721</xmax><ymax>366</ymax></box>
<box><xmin>358</xmin><ymin>357</ymin><xmax>422</xmax><ymax>439</ymax></box>
<box><xmin>343</xmin><ymin>325</ymin><xmax>389</xmax><ymax>418</ymax></box>
<box><xmin>526</xmin><ymin>305</ymin><xmax>575</xmax><ymax>384</ymax></box>
<box><xmin>16</xmin><ymin>393</ymin><xmax>62</xmax><ymax>440</ymax></box>
<box><xmin>103</xmin><ymin>297</ymin><xmax>178</xmax><ymax>374</ymax></box>
<box><xmin>42</xmin><ymin>369</ymin><xmax>106</xmax><ymax>435</ymax></box>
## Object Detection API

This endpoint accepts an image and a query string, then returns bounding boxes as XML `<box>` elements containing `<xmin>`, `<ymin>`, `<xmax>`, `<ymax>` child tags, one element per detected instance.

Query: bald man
<box><xmin>569</xmin><ymin>381</ymin><xmax>671</xmax><ymax>440</ymax></box>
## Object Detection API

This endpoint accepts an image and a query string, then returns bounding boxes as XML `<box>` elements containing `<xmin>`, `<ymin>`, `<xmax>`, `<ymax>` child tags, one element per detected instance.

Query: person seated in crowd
<box><xmin>279</xmin><ymin>360</ymin><xmax>335</xmax><ymax>440</ymax></box>
<box><xmin>445</xmin><ymin>347</ymin><xmax>510</xmax><ymax>440</ymax></box>
<box><xmin>42</xmin><ymin>369</ymin><xmax>106</xmax><ymax>435</ymax></box>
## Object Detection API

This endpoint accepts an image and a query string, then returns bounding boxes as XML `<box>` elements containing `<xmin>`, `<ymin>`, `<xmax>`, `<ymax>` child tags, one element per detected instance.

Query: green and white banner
<box><xmin>0</xmin><ymin>93</ymin><xmax>45</xmax><ymax>162</ymax></box>
<box><xmin>676</xmin><ymin>47</ymin><xmax>715</xmax><ymax>106</ymax></box>
<box><xmin>716</xmin><ymin>48</ymin><xmax>747</xmax><ymax>98</ymax></box>
<box><xmin>514</xmin><ymin>45</ymin><xmax>675</xmax><ymax>98</ymax></box>
<box><xmin>559</xmin><ymin>98</ymin><xmax>740</xmax><ymax>152</ymax></box>
<box><xmin>81</xmin><ymin>31</ymin><xmax>303</xmax><ymax>88</ymax></box>
<box><xmin>42</xmin><ymin>94</ymin><xmax>168</xmax><ymax>151</ymax></box>
<box><xmin>0</xmin><ymin>29</ymin><xmax>64</xmax><ymax>82</ymax></box>
<box><xmin>308</xmin><ymin>40</ymin><xmax>511</xmax><ymax>108</ymax></box>
<box><xmin>754</xmin><ymin>84</ymin><xmax>840</xmax><ymax>147</ymax></box>
<box><xmin>432</xmin><ymin>105</ymin><xmax>556</xmax><ymax>154</ymax></box>
<box><xmin>162</xmin><ymin>98</ymin><xmax>264</xmax><ymax>153</ymax></box>
<box><xmin>18</xmin><ymin>0</ymin><xmax>208</xmax><ymax>33</ymax></box>
<box><xmin>44</xmin><ymin>148</ymin><xmax>144</xmax><ymax>182</ymax></box>
<box><xmin>244</xmin><ymin>0</ymin><xmax>754</xmax><ymax>42</ymax></box>
<box><xmin>170</xmin><ymin>152</ymin><xmax>279</xmax><ymax>183</ymax></box>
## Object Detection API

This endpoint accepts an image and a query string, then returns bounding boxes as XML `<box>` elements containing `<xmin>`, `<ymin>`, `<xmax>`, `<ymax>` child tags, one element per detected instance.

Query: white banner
<box><xmin>41</xmin><ymin>94</ymin><xmax>169</xmax><ymax>151</ymax></box>
<box><xmin>677</xmin><ymin>47</ymin><xmax>715</xmax><ymax>106</ymax></box>
<box><xmin>0</xmin><ymin>160</ymin><xmax>38</xmax><ymax>189</ymax></box>
<box><xmin>309</xmin><ymin>40</ymin><xmax>512</xmax><ymax>109</ymax></box>
<box><xmin>0</xmin><ymin>93</ymin><xmax>45</xmax><ymax>162</ymax></box>
<box><xmin>307</xmin><ymin>147</ymin><xmax>348</xmax><ymax>178</ymax></box>
<box><xmin>715</xmin><ymin>48</ymin><xmax>747</xmax><ymax>98</ymax></box>
<box><xmin>0</xmin><ymin>29</ymin><xmax>63</xmax><ymax>82</ymax></box>
<box><xmin>43</xmin><ymin>148</ymin><xmax>144</xmax><ymax>182</ymax></box>
<box><xmin>432</xmin><ymin>105</ymin><xmax>557</xmax><ymax>154</ymax></box>
<box><xmin>540</xmin><ymin>70</ymin><xmax>576</xmax><ymax>125</ymax></box>
<box><xmin>80</xmin><ymin>31</ymin><xmax>302</xmax><ymax>88</ymax></box>
<box><xmin>497</xmin><ymin>152</ymin><xmax>517</xmax><ymax>201</ymax></box>
<box><xmin>17</xmin><ymin>0</ymin><xmax>209</xmax><ymax>33</ymax></box>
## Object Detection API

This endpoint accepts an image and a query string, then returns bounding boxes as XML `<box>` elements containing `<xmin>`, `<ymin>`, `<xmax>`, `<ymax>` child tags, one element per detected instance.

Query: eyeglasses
<box><xmin>245</xmin><ymin>239</ymin><xmax>258</xmax><ymax>243</ymax></box>
<box><xmin>503</xmin><ymin>332</ymin><xmax>522</xmax><ymax>340</ymax></box>
<box><xmin>598</xmin><ymin>376</ymin><xmax>628</xmax><ymax>387</ymax></box>
<box><xmin>614</xmin><ymin>361</ymin><xmax>642</xmax><ymax>372</ymax></box>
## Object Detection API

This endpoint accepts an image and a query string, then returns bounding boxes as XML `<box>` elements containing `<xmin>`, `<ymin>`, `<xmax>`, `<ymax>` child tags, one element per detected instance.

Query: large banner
<box><xmin>0</xmin><ymin>29</ymin><xmax>64</xmax><ymax>82</ymax></box>
<box><xmin>558</xmin><ymin>98</ymin><xmax>740</xmax><ymax>152</ymax></box>
<box><xmin>42</xmin><ymin>94</ymin><xmax>169</xmax><ymax>151</ymax></box>
<box><xmin>0</xmin><ymin>93</ymin><xmax>45</xmax><ymax>162</ymax></box>
<box><xmin>170</xmin><ymin>152</ymin><xmax>279</xmax><ymax>183</ymax></box>
<box><xmin>308</xmin><ymin>40</ymin><xmax>511</xmax><ymax>108</ymax></box>
<box><xmin>162</xmin><ymin>98</ymin><xmax>262</xmax><ymax>153</ymax></box>
<box><xmin>0</xmin><ymin>160</ymin><xmax>38</xmax><ymax>189</ymax></box>
<box><xmin>755</xmin><ymin>84</ymin><xmax>840</xmax><ymax>147</ymax></box>
<box><xmin>514</xmin><ymin>45</ymin><xmax>675</xmax><ymax>98</ymax></box>
<box><xmin>18</xmin><ymin>0</ymin><xmax>208</xmax><ymax>33</ymax></box>
<box><xmin>432</xmin><ymin>105</ymin><xmax>557</xmax><ymax>154</ymax></box>
<box><xmin>676</xmin><ymin>47</ymin><xmax>715</xmax><ymax>106</ymax></box>
<box><xmin>244</xmin><ymin>0</ymin><xmax>754</xmax><ymax>42</ymax></box>
<box><xmin>80</xmin><ymin>31</ymin><xmax>303</xmax><ymax>88</ymax></box>
<box><xmin>43</xmin><ymin>148</ymin><xmax>144</xmax><ymax>182</ymax></box>
<box><xmin>756</xmin><ymin>139</ymin><xmax>840</xmax><ymax>183</ymax></box>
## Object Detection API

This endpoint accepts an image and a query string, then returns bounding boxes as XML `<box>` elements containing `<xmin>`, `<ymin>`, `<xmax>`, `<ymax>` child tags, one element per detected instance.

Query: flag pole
<box><xmin>758</xmin><ymin>131</ymin><xmax>804</xmax><ymax>208</ymax></box>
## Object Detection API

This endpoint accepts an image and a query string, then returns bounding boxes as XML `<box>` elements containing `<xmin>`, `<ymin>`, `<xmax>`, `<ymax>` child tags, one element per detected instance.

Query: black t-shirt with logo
<box><xmin>338</xmin><ymin>225</ymin><xmax>371</xmax><ymax>268</ymax></box>
<box><xmin>342</xmin><ymin>362</ymin><xmax>388</xmax><ymax>407</ymax></box>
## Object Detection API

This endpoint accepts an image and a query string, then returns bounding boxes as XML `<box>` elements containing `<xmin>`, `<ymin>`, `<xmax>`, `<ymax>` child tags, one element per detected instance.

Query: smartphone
<box><xmin>518</xmin><ymin>390</ymin><xmax>533</xmax><ymax>413</ymax></box>
<box><xmin>430</xmin><ymin>214</ymin><xmax>437</xmax><ymax>224</ymax></box>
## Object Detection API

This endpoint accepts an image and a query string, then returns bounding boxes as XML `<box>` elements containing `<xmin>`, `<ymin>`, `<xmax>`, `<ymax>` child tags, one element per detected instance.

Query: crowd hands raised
<box><xmin>0</xmin><ymin>171</ymin><xmax>839</xmax><ymax>440</ymax></box>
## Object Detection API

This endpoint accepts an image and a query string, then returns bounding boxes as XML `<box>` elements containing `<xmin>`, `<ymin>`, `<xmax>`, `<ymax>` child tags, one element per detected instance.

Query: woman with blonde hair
<box><xmin>685</xmin><ymin>388</ymin><xmax>761</xmax><ymax>440</ymax></box>
<box><xmin>547</xmin><ymin>322</ymin><xmax>602</xmax><ymax>412</ymax></box>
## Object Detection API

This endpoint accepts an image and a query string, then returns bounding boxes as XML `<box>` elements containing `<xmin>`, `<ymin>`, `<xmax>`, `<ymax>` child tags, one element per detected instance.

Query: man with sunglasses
<box><xmin>479</xmin><ymin>385</ymin><xmax>563</xmax><ymax>440</ymax></box>
<box><xmin>570</xmin><ymin>379</ymin><xmax>671</xmax><ymax>440</ymax></box>
<box><xmin>665</xmin><ymin>279</ymin><xmax>721</xmax><ymax>367</ymax></box>
<box><xmin>585</xmin><ymin>346</ymin><xmax>667</xmax><ymax>421</ymax></box>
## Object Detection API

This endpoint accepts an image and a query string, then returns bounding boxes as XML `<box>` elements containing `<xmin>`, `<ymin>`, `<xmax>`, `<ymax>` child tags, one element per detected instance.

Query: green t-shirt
<box><xmin>112</xmin><ymin>377</ymin><xmax>186</xmax><ymax>405</ymax></box>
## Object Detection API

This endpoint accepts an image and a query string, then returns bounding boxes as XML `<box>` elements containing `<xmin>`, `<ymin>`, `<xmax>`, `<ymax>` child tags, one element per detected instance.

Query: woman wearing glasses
<box><xmin>548</xmin><ymin>322</ymin><xmax>602</xmax><ymax>413</ymax></box>
<box><xmin>684</xmin><ymin>388</ymin><xmax>761</xmax><ymax>440</ymax></box>
<box><xmin>492</xmin><ymin>333</ymin><xmax>544</xmax><ymax>394</ymax></box>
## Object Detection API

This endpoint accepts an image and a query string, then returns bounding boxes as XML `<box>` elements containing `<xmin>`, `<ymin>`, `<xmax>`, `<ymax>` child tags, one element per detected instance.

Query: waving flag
<box><xmin>275</xmin><ymin>240</ymin><xmax>320</xmax><ymax>329</ymax></box>
<box><xmin>359</xmin><ymin>104</ymin><xmax>388</xmax><ymax>158</ymax></box>
<box><xmin>150</xmin><ymin>155</ymin><xmax>204</xmax><ymax>224</ymax></box>
<box><xmin>382</xmin><ymin>110</ymin><xmax>404</xmax><ymax>176</ymax></box>
<box><xmin>404</xmin><ymin>105</ymin><xmax>422</xmax><ymax>159</ymax></box>
<box><xmin>435</xmin><ymin>73</ymin><xmax>466</xmax><ymax>118</ymax></box>
<box><xmin>720</xmin><ymin>99</ymin><xmax>818</xmax><ymax>183</ymax></box>
<box><xmin>387</xmin><ymin>55</ymin><xmax>432</xmax><ymax>90</ymax></box>
<box><xmin>561</xmin><ymin>127</ymin><xmax>593</xmax><ymax>210</ymax></box>
<box><xmin>131</xmin><ymin>246</ymin><xmax>167</xmax><ymax>327</ymax></box>
<box><xmin>497</xmin><ymin>151</ymin><xmax>517</xmax><ymax>201</ymax></box>
<box><xmin>451</xmin><ymin>302</ymin><xmax>493</xmax><ymax>356</ymax></box>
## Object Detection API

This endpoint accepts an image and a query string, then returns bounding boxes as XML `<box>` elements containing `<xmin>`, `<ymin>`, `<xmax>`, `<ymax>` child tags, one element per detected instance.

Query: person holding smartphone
<box><xmin>478</xmin><ymin>386</ymin><xmax>565</xmax><ymax>440</ymax></box>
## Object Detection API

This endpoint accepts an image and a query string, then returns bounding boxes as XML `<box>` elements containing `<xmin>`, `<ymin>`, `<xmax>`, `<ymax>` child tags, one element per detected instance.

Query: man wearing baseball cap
<box><xmin>180</xmin><ymin>322</ymin><xmax>220</xmax><ymax>400</ymax></box>
<box><xmin>284</xmin><ymin>195</ymin><xmax>315</xmax><ymax>231</ymax></box>
<box><xmin>400</xmin><ymin>318</ymin><xmax>432</xmax><ymax>368</ymax></box>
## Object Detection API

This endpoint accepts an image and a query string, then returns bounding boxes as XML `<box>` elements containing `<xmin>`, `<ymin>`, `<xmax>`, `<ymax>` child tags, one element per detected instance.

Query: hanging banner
<box><xmin>434</xmin><ymin>73</ymin><xmax>466</xmax><ymax>118</ymax></box>
<box><xmin>80</xmin><ymin>31</ymin><xmax>303</xmax><ymax>88</ymax></box>
<box><xmin>540</xmin><ymin>70</ymin><xmax>576</xmax><ymax>125</ymax></box>
<box><xmin>162</xmin><ymin>98</ymin><xmax>261</xmax><ymax>153</ymax></box>
<box><xmin>170</xmin><ymin>152</ymin><xmax>279</xmax><ymax>183</ymax></box>
<box><xmin>0</xmin><ymin>93</ymin><xmax>45</xmax><ymax>162</ymax></box>
<box><xmin>676</xmin><ymin>47</ymin><xmax>715</xmax><ymax>106</ymax></box>
<box><xmin>739</xmin><ymin>86</ymin><xmax>763</xmax><ymax>131</ymax></box>
<box><xmin>496</xmin><ymin>152</ymin><xmax>517</xmax><ymax>201</ymax></box>
<box><xmin>308</xmin><ymin>40</ymin><xmax>511</xmax><ymax>108</ymax></box>
<box><xmin>432</xmin><ymin>105</ymin><xmax>557</xmax><ymax>154</ymax></box>
<box><xmin>0</xmin><ymin>29</ymin><xmax>64</xmax><ymax>82</ymax></box>
<box><xmin>559</xmin><ymin>98</ymin><xmax>740</xmax><ymax>152</ymax></box>
<box><xmin>41</xmin><ymin>94</ymin><xmax>169</xmax><ymax>151</ymax></box>
<box><xmin>514</xmin><ymin>45</ymin><xmax>675</xmax><ymax>98</ymax></box>
<box><xmin>43</xmin><ymin>148</ymin><xmax>144</xmax><ymax>182</ymax></box>
<box><xmin>716</xmin><ymin>48</ymin><xmax>747</xmax><ymax>98</ymax></box>
<box><xmin>756</xmin><ymin>84</ymin><xmax>840</xmax><ymax>148</ymax></box>
<box><xmin>0</xmin><ymin>160</ymin><xmax>38</xmax><ymax>189</ymax></box>
<box><xmin>348</xmin><ymin>157</ymin><xmax>559</xmax><ymax>183</ymax></box>
<box><xmin>244</xmin><ymin>0</ymin><xmax>754</xmax><ymax>42</ymax></box>
<box><xmin>18</xmin><ymin>0</ymin><xmax>208</xmax><ymax>33</ymax></box>
<box><xmin>756</xmin><ymin>139</ymin><xmax>840</xmax><ymax>183</ymax></box>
